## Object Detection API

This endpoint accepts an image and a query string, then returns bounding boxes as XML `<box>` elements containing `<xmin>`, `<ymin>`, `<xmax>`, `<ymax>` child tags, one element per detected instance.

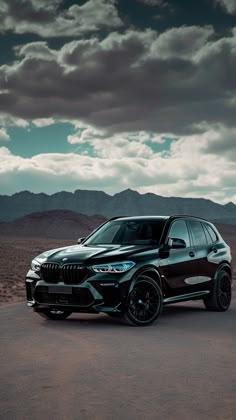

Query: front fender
<box><xmin>127</xmin><ymin>265</ymin><xmax>162</xmax><ymax>296</ymax></box>
<box><xmin>214</xmin><ymin>262</ymin><xmax>232</xmax><ymax>281</ymax></box>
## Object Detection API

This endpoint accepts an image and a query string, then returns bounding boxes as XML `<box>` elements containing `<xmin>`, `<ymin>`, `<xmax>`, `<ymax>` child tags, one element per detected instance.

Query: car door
<box><xmin>160</xmin><ymin>219</ymin><xmax>198</xmax><ymax>296</ymax></box>
<box><xmin>187</xmin><ymin>220</ymin><xmax>218</xmax><ymax>289</ymax></box>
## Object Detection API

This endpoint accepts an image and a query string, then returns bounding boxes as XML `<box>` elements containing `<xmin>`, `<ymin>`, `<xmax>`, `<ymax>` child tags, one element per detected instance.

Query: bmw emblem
<box><xmin>62</xmin><ymin>257</ymin><xmax>68</xmax><ymax>262</ymax></box>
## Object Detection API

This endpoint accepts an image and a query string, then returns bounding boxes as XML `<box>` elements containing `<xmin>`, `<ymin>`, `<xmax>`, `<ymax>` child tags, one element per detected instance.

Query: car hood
<box><xmin>42</xmin><ymin>243</ymin><xmax>160</xmax><ymax>264</ymax></box>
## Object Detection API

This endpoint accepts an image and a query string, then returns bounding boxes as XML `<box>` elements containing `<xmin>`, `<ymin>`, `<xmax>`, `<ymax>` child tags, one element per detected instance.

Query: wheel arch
<box><xmin>128</xmin><ymin>265</ymin><xmax>163</xmax><ymax>294</ymax></box>
<box><xmin>215</xmin><ymin>262</ymin><xmax>232</xmax><ymax>281</ymax></box>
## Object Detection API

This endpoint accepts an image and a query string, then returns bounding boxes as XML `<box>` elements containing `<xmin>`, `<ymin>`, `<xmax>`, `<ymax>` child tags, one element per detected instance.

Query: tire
<box><xmin>203</xmin><ymin>271</ymin><xmax>231</xmax><ymax>312</ymax></box>
<box><xmin>123</xmin><ymin>275</ymin><xmax>163</xmax><ymax>326</ymax></box>
<box><xmin>36</xmin><ymin>309</ymin><xmax>72</xmax><ymax>320</ymax></box>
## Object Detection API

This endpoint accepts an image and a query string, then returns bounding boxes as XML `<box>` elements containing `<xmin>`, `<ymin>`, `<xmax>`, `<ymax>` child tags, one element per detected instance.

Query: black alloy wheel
<box><xmin>124</xmin><ymin>275</ymin><xmax>163</xmax><ymax>326</ymax></box>
<box><xmin>203</xmin><ymin>271</ymin><xmax>231</xmax><ymax>312</ymax></box>
<box><xmin>36</xmin><ymin>309</ymin><xmax>72</xmax><ymax>320</ymax></box>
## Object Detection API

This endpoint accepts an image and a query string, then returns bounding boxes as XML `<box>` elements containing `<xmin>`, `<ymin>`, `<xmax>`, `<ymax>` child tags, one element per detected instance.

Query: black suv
<box><xmin>26</xmin><ymin>215</ymin><xmax>232</xmax><ymax>326</ymax></box>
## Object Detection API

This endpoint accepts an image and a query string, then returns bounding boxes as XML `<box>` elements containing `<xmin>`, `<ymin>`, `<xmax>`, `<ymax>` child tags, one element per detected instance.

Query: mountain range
<box><xmin>0</xmin><ymin>189</ymin><xmax>236</xmax><ymax>224</ymax></box>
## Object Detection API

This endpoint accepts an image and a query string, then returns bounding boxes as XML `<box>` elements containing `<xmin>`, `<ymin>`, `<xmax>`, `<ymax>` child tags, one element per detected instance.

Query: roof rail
<box><xmin>107</xmin><ymin>215</ymin><xmax>127</xmax><ymax>221</ymax></box>
<box><xmin>168</xmin><ymin>214</ymin><xmax>209</xmax><ymax>222</ymax></box>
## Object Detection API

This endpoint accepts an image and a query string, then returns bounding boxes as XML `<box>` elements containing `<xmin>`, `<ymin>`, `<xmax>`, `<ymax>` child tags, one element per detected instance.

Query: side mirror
<box><xmin>77</xmin><ymin>237</ymin><xmax>85</xmax><ymax>244</ymax></box>
<box><xmin>168</xmin><ymin>237</ymin><xmax>186</xmax><ymax>249</ymax></box>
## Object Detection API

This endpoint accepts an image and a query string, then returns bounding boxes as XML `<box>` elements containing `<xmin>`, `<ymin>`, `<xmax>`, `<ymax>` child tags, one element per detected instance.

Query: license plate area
<box><xmin>48</xmin><ymin>286</ymin><xmax>72</xmax><ymax>294</ymax></box>
<box><xmin>57</xmin><ymin>296</ymin><xmax>69</xmax><ymax>304</ymax></box>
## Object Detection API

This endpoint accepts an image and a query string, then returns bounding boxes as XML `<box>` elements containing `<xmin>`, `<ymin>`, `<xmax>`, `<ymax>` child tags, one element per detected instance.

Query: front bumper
<box><xmin>26</xmin><ymin>269</ymin><xmax>132</xmax><ymax>314</ymax></box>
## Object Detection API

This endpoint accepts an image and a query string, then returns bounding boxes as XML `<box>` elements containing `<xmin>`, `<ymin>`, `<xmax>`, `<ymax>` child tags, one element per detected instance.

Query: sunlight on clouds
<box><xmin>67</xmin><ymin>122</ymin><xmax>166</xmax><ymax>158</ymax></box>
<box><xmin>67</xmin><ymin>129</ymin><xmax>155</xmax><ymax>158</ymax></box>
<box><xmin>32</xmin><ymin>118</ymin><xmax>55</xmax><ymax>127</ymax></box>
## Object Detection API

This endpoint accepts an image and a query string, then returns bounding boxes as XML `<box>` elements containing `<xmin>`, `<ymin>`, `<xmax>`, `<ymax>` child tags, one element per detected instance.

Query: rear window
<box><xmin>203</xmin><ymin>223</ymin><xmax>218</xmax><ymax>243</ymax></box>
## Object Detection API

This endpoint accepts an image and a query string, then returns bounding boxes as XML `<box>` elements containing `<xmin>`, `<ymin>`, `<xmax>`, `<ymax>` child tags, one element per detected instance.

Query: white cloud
<box><xmin>0</xmin><ymin>114</ymin><xmax>29</xmax><ymax>128</ymax></box>
<box><xmin>0</xmin><ymin>128</ymin><xmax>10</xmax><ymax>141</ymax></box>
<box><xmin>32</xmin><ymin>118</ymin><xmax>55</xmax><ymax>127</ymax></box>
<box><xmin>87</xmin><ymin>136</ymin><xmax>154</xmax><ymax>159</ymax></box>
<box><xmin>1</xmin><ymin>124</ymin><xmax>236</xmax><ymax>203</ymax></box>
<box><xmin>67</xmin><ymin>124</ymin><xmax>164</xmax><ymax>158</ymax></box>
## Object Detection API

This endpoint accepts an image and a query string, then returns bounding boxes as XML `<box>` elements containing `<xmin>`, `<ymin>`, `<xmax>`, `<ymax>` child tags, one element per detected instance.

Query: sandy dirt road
<box><xmin>0</xmin><ymin>298</ymin><xmax>235</xmax><ymax>420</ymax></box>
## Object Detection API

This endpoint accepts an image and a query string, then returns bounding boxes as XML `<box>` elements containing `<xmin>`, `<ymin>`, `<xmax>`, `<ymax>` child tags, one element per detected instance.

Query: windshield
<box><xmin>84</xmin><ymin>219</ymin><xmax>166</xmax><ymax>246</ymax></box>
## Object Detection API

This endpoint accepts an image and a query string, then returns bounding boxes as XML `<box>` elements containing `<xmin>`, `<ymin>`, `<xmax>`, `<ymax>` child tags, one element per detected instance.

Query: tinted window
<box><xmin>188</xmin><ymin>220</ymin><xmax>207</xmax><ymax>246</ymax></box>
<box><xmin>168</xmin><ymin>220</ymin><xmax>190</xmax><ymax>247</ymax></box>
<box><xmin>85</xmin><ymin>219</ymin><xmax>166</xmax><ymax>245</ymax></box>
<box><xmin>202</xmin><ymin>223</ymin><xmax>213</xmax><ymax>244</ymax></box>
<box><xmin>93</xmin><ymin>223</ymin><xmax>120</xmax><ymax>244</ymax></box>
<box><xmin>204</xmin><ymin>224</ymin><xmax>218</xmax><ymax>243</ymax></box>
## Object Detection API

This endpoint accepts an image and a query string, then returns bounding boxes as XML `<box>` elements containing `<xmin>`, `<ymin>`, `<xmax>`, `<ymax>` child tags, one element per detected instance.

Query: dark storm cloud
<box><xmin>0</xmin><ymin>0</ymin><xmax>59</xmax><ymax>25</ymax></box>
<box><xmin>0</xmin><ymin>0</ymin><xmax>123</xmax><ymax>36</ymax></box>
<box><xmin>0</xmin><ymin>26</ymin><xmax>236</xmax><ymax>135</ymax></box>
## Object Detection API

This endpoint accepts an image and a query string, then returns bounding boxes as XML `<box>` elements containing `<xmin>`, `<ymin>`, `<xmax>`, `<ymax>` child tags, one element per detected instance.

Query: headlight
<box><xmin>31</xmin><ymin>259</ymin><xmax>42</xmax><ymax>272</ymax></box>
<box><xmin>31</xmin><ymin>253</ymin><xmax>48</xmax><ymax>271</ymax></box>
<box><xmin>91</xmin><ymin>261</ymin><xmax>135</xmax><ymax>273</ymax></box>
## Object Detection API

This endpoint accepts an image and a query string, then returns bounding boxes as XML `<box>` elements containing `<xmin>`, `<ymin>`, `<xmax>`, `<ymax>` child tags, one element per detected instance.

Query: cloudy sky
<box><xmin>0</xmin><ymin>0</ymin><xmax>236</xmax><ymax>203</ymax></box>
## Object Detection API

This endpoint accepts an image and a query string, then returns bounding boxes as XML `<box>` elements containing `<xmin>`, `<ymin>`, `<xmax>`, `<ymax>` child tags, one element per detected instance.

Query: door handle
<box><xmin>189</xmin><ymin>251</ymin><xmax>195</xmax><ymax>258</ymax></box>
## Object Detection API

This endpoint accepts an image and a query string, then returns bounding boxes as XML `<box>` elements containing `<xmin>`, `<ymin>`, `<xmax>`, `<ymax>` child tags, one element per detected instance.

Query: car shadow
<box><xmin>162</xmin><ymin>302</ymin><xmax>206</xmax><ymax>316</ymax></box>
<box><xmin>36</xmin><ymin>301</ymin><xmax>209</xmax><ymax>330</ymax></box>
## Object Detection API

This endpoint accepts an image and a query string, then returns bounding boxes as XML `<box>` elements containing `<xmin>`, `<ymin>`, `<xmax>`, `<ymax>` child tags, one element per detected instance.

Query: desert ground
<box><xmin>0</xmin><ymin>223</ymin><xmax>235</xmax><ymax>305</ymax></box>
<box><xmin>0</xmin><ymin>237</ymin><xmax>73</xmax><ymax>304</ymax></box>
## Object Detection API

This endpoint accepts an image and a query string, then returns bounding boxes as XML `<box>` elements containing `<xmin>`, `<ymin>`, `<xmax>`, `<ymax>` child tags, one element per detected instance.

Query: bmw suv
<box><xmin>26</xmin><ymin>215</ymin><xmax>232</xmax><ymax>326</ymax></box>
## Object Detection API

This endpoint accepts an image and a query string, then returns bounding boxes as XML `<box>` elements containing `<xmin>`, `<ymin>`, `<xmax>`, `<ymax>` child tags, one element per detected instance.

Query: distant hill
<box><xmin>0</xmin><ymin>189</ymin><xmax>236</xmax><ymax>224</ymax></box>
<box><xmin>0</xmin><ymin>209</ymin><xmax>235</xmax><ymax>243</ymax></box>
<box><xmin>0</xmin><ymin>210</ymin><xmax>106</xmax><ymax>239</ymax></box>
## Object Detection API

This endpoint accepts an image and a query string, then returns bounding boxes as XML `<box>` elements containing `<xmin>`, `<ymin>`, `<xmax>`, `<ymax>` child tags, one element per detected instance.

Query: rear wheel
<box><xmin>203</xmin><ymin>271</ymin><xmax>231</xmax><ymax>312</ymax></box>
<box><xmin>124</xmin><ymin>275</ymin><xmax>163</xmax><ymax>326</ymax></box>
<box><xmin>36</xmin><ymin>309</ymin><xmax>72</xmax><ymax>320</ymax></box>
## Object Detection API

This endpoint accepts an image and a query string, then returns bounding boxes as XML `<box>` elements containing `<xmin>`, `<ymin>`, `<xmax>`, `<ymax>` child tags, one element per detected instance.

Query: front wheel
<box><xmin>36</xmin><ymin>309</ymin><xmax>72</xmax><ymax>320</ymax></box>
<box><xmin>203</xmin><ymin>271</ymin><xmax>231</xmax><ymax>312</ymax></box>
<box><xmin>124</xmin><ymin>275</ymin><xmax>163</xmax><ymax>326</ymax></box>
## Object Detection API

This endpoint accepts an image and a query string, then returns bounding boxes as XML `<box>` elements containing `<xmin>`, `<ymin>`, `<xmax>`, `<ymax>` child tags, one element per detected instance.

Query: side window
<box><xmin>202</xmin><ymin>223</ymin><xmax>213</xmax><ymax>244</ymax></box>
<box><xmin>188</xmin><ymin>220</ymin><xmax>207</xmax><ymax>246</ymax></box>
<box><xmin>204</xmin><ymin>224</ymin><xmax>218</xmax><ymax>243</ymax></box>
<box><xmin>168</xmin><ymin>220</ymin><xmax>190</xmax><ymax>247</ymax></box>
